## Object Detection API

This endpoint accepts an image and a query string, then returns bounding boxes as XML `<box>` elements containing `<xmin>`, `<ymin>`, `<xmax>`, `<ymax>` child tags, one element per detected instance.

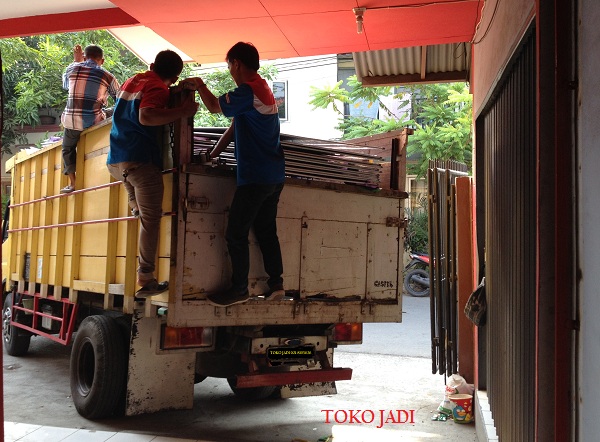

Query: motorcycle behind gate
<box><xmin>403</xmin><ymin>253</ymin><xmax>430</xmax><ymax>297</ymax></box>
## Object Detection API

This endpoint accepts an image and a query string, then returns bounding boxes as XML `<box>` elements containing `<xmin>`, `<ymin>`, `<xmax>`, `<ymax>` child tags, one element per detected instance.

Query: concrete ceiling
<box><xmin>0</xmin><ymin>0</ymin><xmax>482</xmax><ymax>83</ymax></box>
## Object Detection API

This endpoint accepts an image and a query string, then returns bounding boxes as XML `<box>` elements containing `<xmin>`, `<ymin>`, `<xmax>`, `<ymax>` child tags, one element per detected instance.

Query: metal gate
<box><xmin>428</xmin><ymin>160</ymin><xmax>468</xmax><ymax>376</ymax></box>
<box><xmin>476</xmin><ymin>28</ymin><xmax>536</xmax><ymax>442</ymax></box>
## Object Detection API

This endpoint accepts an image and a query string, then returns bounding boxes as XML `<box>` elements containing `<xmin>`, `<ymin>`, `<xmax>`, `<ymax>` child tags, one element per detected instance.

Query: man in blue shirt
<box><xmin>108</xmin><ymin>50</ymin><xmax>198</xmax><ymax>298</ymax></box>
<box><xmin>183</xmin><ymin>42</ymin><xmax>286</xmax><ymax>307</ymax></box>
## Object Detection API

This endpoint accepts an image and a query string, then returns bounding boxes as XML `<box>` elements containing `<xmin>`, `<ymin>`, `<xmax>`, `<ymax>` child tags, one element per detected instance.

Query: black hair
<box><xmin>153</xmin><ymin>50</ymin><xmax>184</xmax><ymax>80</ymax></box>
<box><xmin>84</xmin><ymin>45</ymin><xmax>103</xmax><ymax>60</ymax></box>
<box><xmin>226</xmin><ymin>42</ymin><xmax>260</xmax><ymax>71</ymax></box>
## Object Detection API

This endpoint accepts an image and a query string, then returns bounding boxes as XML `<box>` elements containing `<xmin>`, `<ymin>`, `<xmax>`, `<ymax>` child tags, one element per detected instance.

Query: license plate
<box><xmin>267</xmin><ymin>345</ymin><xmax>315</xmax><ymax>360</ymax></box>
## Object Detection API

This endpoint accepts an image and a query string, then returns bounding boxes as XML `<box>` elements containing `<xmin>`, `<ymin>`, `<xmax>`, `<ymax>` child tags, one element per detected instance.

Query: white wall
<box><xmin>194</xmin><ymin>55</ymin><xmax>343</xmax><ymax>140</ymax></box>
<box><xmin>578</xmin><ymin>0</ymin><xmax>600</xmax><ymax>439</ymax></box>
<box><xmin>273</xmin><ymin>55</ymin><xmax>342</xmax><ymax>140</ymax></box>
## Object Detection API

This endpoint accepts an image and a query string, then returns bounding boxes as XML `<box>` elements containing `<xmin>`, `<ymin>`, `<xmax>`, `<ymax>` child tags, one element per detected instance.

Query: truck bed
<box><xmin>167</xmin><ymin>164</ymin><xmax>403</xmax><ymax>326</ymax></box>
<box><xmin>4</xmin><ymin>118</ymin><xmax>405</xmax><ymax>328</ymax></box>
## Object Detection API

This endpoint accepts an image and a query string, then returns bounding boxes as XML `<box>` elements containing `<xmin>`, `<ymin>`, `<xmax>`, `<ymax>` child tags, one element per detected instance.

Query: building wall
<box><xmin>578</xmin><ymin>1</ymin><xmax>600</xmax><ymax>440</ymax></box>
<box><xmin>471</xmin><ymin>0</ymin><xmax>535</xmax><ymax>116</ymax></box>
<box><xmin>472</xmin><ymin>0</ymin><xmax>600</xmax><ymax>438</ymax></box>
<box><xmin>195</xmin><ymin>55</ymin><xmax>342</xmax><ymax>140</ymax></box>
<box><xmin>274</xmin><ymin>55</ymin><xmax>342</xmax><ymax>140</ymax></box>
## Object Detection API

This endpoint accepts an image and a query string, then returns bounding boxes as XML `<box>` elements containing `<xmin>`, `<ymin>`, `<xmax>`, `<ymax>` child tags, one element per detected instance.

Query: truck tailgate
<box><xmin>165</xmin><ymin>167</ymin><xmax>403</xmax><ymax>327</ymax></box>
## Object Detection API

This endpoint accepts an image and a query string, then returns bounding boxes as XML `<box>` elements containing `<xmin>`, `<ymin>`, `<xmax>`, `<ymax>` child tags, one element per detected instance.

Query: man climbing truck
<box><xmin>1</xmin><ymin>90</ymin><xmax>406</xmax><ymax>419</ymax></box>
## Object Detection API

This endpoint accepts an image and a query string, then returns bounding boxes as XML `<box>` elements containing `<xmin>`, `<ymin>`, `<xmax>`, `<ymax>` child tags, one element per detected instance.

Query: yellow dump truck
<box><xmin>1</xmin><ymin>96</ymin><xmax>406</xmax><ymax>419</ymax></box>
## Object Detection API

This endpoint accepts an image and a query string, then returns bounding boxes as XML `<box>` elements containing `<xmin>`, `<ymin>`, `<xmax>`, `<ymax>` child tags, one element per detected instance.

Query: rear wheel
<box><xmin>2</xmin><ymin>293</ymin><xmax>31</xmax><ymax>356</ymax></box>
<box><xmin>70</xmin><ymin>315</ymin><xmax>127</xmax><ymax>419</ymax></box>
<box><xmin>404</xmin><ymin>268</ymin><xmax>430</xmax><ymax>297</ymax></box>
<box><xmin>227</xmin><ymin>377</ymin><xmax>279</xmax><ymax>400</ymax></box>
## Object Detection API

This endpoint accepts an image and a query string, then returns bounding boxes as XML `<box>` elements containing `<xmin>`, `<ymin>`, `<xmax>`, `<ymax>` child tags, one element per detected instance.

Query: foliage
<box><xmin>1</xmin><ymin>31</ymin><xmax>147</xmax><ymax>154</ymax></box>
<box><xmin>404</xmin><ymin>194</ymin><xmax>429</xmax><ymax>254</ymax></box>
<box><xmin>308</xmin><ymin>75</ymin><xmax>409</xmax><ymax>139</ymax></box>
<box><xmin>405</xmin><ymin>83</ymin><xmax>472</xmax><ymax>177</ymax></box>
<box><xmin>346</xmin><ymin>75</ymin><xmax>397</xmax><ymax>119</ymax></box>
<box><xmin>309</xmin><ymin>80</ymin><xmax>348</xmax><ymax>116</ymax></box>
<box><xmin>308</xmin><ymin>77</ymin><xmax>472</xmax><ymax>175</ymax></box>
<box><xmin>337</xmin><ymin>116</ymin><xmax>406</xmax><ymax>139</ymax></box>
<box><xmin>190</xmin><ymin>64</ymin><xmax>278</xmax><ymax>128</ymax></box>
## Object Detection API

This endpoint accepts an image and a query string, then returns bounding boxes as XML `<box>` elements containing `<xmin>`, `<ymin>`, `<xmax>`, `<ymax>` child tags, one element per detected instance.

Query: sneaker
<box><xmin>60</xmin><ymin>185</ymin><xmax>75</xmax><ymax>194</ymax></box>
<box><xmin>135</xmin><ymin>279</ymin><xmax>169</xmax><ymax>298</ymax></box>
<box><xmin>131</xmin><ymin>208</ymin><xmax>140</xmax><ymax>217</ymax></box>
<box><xmin>207</xmin><ymin>288</ymin><xmax>250</xmax><ymax>307</ymax></box>
<box><xmin>264</xmin><ymin>283</ymin><xmax>286</xmax><ymax>300</ymax></box>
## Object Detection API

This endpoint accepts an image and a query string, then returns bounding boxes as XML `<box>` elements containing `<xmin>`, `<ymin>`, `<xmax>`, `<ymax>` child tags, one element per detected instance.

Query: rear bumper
<box><xmin>235</xmin><ymin>367</ymin><xmax>352</xmax><ymax>388</ymax></box>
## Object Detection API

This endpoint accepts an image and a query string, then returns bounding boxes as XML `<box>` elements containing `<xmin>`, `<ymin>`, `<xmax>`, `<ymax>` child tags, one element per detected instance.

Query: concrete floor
<box><xmin>3</xmin><ymin>295</ymin><xmax>478</xmax><ymax>441</ymax></box>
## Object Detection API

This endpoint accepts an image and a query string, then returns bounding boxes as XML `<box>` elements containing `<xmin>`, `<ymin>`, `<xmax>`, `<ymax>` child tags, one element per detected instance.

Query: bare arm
<box><xmin>63</xmin><ymin>44</ymin><xmax>85</xmax><ymax>90</ymax></box>
<box><xmin>210</xmin><ymin>123</ymin><xmax>234</xmax><ymax>158</ymax></box>
<box><xmin>139</xmin><ymin>96</ymin><xmax>199</xmax><ymax>126</ymax></box>
<box><xmin>180</xmin><ymin>77</ymin><xmax>222</xmax><ymax>114</ymax></box>
<box><xmin>197</xmin><ymin>83</ymin><xmax>222</xmax><ymax>114</ymax></box>
<box><xmin>73</xmin><ymin>44</ymin><xmax>84</xmax><ymax>62</ymax></box>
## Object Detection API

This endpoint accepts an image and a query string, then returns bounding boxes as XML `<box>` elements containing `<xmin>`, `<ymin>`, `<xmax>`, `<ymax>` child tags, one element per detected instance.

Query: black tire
<box><xmin>404</xmin><ymin>269</ymin><xmax>430</xmax><ymax>297</ymax></box>
<box><xmin>227</xmin><ymin>377</ymin><xmax>279</xmax><ymax>401</ymax></box>
<box><xmin>2</xmin><ymin>293</ymin><xmax>31</xmax><ymax>356</ymax></box>
<box><xmin>70</xmin><ymin>315</ymin><xmax>127</xmax><ymax>419</ymax></box>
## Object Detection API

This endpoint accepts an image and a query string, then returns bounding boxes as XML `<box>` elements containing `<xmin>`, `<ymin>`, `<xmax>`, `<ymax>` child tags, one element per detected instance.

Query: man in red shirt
<box><xmin>107</xmin><ymin>50</ymin><xmax>198</xmax><ymax>297</ymax></box>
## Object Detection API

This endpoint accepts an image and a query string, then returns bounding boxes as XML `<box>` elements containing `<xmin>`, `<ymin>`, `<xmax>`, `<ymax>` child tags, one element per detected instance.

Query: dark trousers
<box><xmin>62</xmin><ymin>128</ymin><xmax>83</xmax><ymax>175</ymax></box>
<box><xmin>226</xmin><ymin>183</ymin><xmax>284</xmax><ymax>291</ymax></box>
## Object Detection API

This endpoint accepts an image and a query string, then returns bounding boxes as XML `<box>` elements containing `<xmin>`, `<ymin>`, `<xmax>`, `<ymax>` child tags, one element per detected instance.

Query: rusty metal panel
<box><xmin>169</xmin><ymin>172</ymin><xmax>403</xmax><ymax>327</ymax></box>
<box><xmin>300</xmin><ymin>219</ymin><xmax>367</xmax><ymax>296</ymax></box>
<box><xmin>126</xmin><ymin>311</ymin><xmax>196</xmax><ymax>416</ymax></box>
<box><xmin>366</xmin><ymin>223</ymin><xmax>401</xmax><ymax>300</ymax></box>
<box><xmin>478</xmin><ymin>29</ymin><xmax>536</xmax><ymax>442</ymax></box>
<box><xmin>428</xmin><ymin>161</ymin><xmax>468</xmax><ymax>377</ymax></box>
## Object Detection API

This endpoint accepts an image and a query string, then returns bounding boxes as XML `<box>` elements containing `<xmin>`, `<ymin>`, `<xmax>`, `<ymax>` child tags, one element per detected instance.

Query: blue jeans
<box><xmin>226</xmin><ymin>183</ymin><xmax>284</xmax><ymax>292</ymax></box>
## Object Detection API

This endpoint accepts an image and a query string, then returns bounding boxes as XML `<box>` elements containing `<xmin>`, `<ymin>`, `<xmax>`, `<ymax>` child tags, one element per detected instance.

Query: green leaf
<box><xmin>308</xmin><ymin>80</ymin><xmax>348</xmax><ymax>115</ymax></box>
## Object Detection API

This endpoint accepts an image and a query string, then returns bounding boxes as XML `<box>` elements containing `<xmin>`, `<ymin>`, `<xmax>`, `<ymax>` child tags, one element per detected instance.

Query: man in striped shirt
<box><xmin>60</xmin><ymin>44</ymin><xmax>120</xmax><ymax>193</ymax></box>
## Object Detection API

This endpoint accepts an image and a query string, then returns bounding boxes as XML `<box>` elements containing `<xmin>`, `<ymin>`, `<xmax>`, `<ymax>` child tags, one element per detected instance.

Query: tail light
<box><xmin>161</xmin><ymin>326</ymin><xmax>214</xmax><ymax>350</ymax></box>
<box><xmin>332</xmin><ymin>323</ymin><xmax>363</xmax><ymax>344</ymax></box>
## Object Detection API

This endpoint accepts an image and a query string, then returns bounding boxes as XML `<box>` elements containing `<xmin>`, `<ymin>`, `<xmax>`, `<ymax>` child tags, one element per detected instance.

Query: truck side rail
<box><xmin>8</xmin><ymin>292</ymin><xmax>79</xmax><ymax>345</ymax></box>
<box><xmin>4</xmin><ymin>121</ymin><xmax>173</xmax><ymax>315</ymax></box>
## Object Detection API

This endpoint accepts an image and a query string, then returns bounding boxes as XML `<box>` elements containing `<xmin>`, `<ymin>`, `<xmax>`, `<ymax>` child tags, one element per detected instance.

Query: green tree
<box><xmin>308</xmin><ymin>80</ymin><xmax>348</xmax><ymax>116</ymax></box>
<box><xmin>403</xmin><ymin>194</ymin><xmax>429</xmax><ymax>254</ymax></box>
<box><xmin>308</xmin><ymin>75</ymin><xmax>409</xmax><ymax>138</ymax></box>
<box><xmin>406</xmin><ymin>82</ymin><xmax>472</xmax><ymax>177</ymax></box>
<box><xmin>308</xmin><ymin>77</ymin><xmax>472</xmax><ymax>176</ymax></box>
<box><xmin>1</xmin><ymin>32</ymin><xmax>278</xmax><ymax>154</ymax></box>
<box><xmin>1</xmin><ymin>31</ymin><xmax>147</xmax><ymax>154</ymax></box>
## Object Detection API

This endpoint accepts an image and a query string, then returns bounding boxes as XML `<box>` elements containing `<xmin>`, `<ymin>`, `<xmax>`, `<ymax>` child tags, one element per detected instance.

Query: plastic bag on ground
<box><xmin>446</xmin><ymin>373</ymin><xmax>474</xmax><ymax>395</ymax></box>
<box><xmin>437</xmin><ymin>373</ymin><xmax>474</xmax><ymax>416</ymax></box>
